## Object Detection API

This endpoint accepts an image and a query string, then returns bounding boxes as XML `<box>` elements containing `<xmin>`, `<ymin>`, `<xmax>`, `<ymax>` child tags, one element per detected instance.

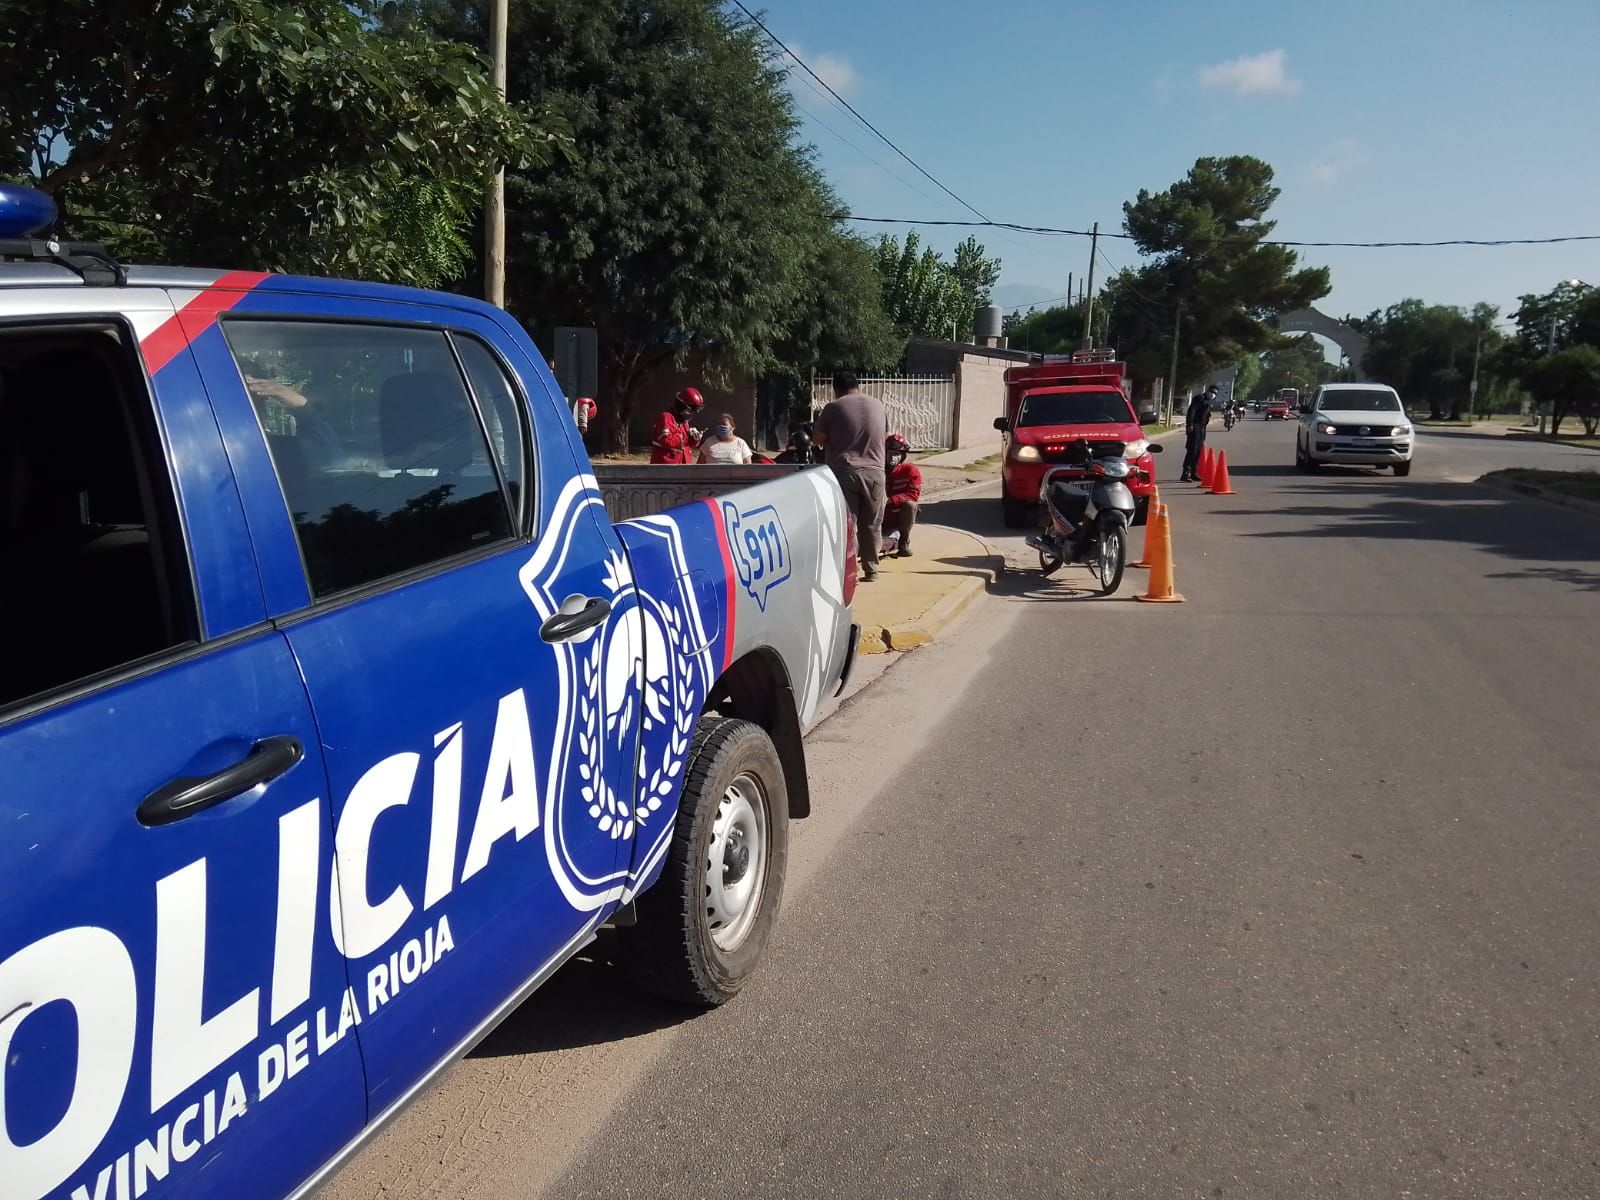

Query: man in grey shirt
<box><xmin>815</xmin><ymin>370</ymin><xmax>888</xmax><ymax>581</ymax></box>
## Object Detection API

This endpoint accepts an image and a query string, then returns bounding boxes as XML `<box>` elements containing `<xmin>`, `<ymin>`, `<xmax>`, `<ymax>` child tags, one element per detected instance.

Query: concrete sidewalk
<box><xmin>853</xmin><ymin>524</ymin><xmax>1002</xmax><ymax>653</ymax></box>
<box><xmin>918</xmin><ymin>441</ymin><xmax>1001</xmax><ymax>469</ymax></box>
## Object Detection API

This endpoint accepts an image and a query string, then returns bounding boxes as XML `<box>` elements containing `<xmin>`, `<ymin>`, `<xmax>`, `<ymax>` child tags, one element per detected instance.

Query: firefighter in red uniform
<box><xmin>881</xmin><ymin>433</ymin><xmax>922</xmax><ymax>557</ymax></box>
<box><xmin>650</xmin><ymin>387</ymin><xmax>705</xmax><ymax>464</ymax></box>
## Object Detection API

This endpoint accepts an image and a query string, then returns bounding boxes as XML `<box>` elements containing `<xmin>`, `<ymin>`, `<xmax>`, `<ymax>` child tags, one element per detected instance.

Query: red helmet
<box><xmin>886</xmin><ymin>433</ymin><xmax>911</xmax><ymax>455</ymax></box>
<box><xmin>676</xmin><ymin>386</ymin><xmax>705</xmax><ymax>409</ymax></box>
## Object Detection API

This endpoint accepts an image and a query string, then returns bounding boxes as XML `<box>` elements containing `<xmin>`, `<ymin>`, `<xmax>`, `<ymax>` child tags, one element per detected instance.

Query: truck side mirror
<box><xmin>993</xmin><ymin>416</ymin><xmax>1009</xmax><ymax>432</ymax></box>
<box><xmin>1147</xmin><ymin>442</ymin><xmax>1164</xmax><ymax>453</ymax></box>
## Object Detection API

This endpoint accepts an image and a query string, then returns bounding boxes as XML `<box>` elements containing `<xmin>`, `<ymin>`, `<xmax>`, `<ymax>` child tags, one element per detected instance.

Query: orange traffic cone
<box><xmin>1134</xmin><ymin>505</ymin><xmax>1185</xmax><ymax>603</ymax></box>
<box><xmin>1197</xmin><ymin>445</ymin><xmax>1215</xmax><ymax>487</ymax></box>
<box><xmin>1208</xmin><ymin>450</ymin><xmax>1236</xmax><ymax>495</ymax></box>
<box><xmin>1132</xmin><ymin>496</ymin><xmax>1163</xmax><ymax>569</ymax></box>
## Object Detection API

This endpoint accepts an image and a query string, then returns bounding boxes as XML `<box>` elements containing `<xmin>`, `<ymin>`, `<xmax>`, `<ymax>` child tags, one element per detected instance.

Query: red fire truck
<box><xmin>993</xmin><ymin>349</ymin><xmax>1158</xmax><ymax>528</ymax></box>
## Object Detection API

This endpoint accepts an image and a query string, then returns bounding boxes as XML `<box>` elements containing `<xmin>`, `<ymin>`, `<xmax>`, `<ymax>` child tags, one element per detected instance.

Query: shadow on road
<box><xmin>1205</xmin><ymin>477</ymin><xmax>1600</xmax><ymax>582</ymax></box>
<box><xmin>1485</xmin><ymin>565</ymin><xmax>1600</xmax><ymax>592</ymax></box>
<box><xmin>468</xmin><ymin>931</ymin><xmax>695</xmax><ymax>1059</ymax></box>
<box><xmin>930</xmin><ymin>473</ymin><xmax>1600</xmax><ymax>593</ymax></box>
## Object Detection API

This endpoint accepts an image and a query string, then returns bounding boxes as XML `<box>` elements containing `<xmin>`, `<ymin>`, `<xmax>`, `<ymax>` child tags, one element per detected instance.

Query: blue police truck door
<box><xmin>0</xmin><ymin>312</ymin><xmax>365</xmax><ymax>1200</ymax></box>
<box><xmin>203</xmin><ymin>302</ymin><xmax>644</xmax><ymax>1117</ymax></box>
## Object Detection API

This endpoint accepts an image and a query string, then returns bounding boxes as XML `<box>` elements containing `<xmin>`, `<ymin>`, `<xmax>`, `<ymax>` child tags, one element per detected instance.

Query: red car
<box><xmin>994</xmin><ymin>351</ymin><xmax>1158</xmax><ymax>528</ymax></box>
<box><xmin>1265</xmin><ymin>387</ymin><xmax>1297</xmax><ymax>420</ymax></box>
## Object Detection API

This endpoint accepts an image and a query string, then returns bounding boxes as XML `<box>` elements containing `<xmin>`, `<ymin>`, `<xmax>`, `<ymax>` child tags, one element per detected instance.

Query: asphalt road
<box><xmin>324</xmin><ymin>419</ymin><xmax>1600</xmax><ymax>1200</ymax></box>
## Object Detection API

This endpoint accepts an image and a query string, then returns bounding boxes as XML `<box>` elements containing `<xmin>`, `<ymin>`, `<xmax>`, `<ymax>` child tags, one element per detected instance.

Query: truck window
<box><xmin>1017</xmin><ymin>389</ymin><xmax>1132</xmax><ymax>427</ymax></box>
<box><xmin>222</xmin><ymin>320</ymin><xmax>514</xmax><ymax>599</ymax></box>
<box><xmin>0</xmin><ymin>326</ymin><xmax>197</xmax><ymax>708</ymax></box>
<box><xmin>452</xmin><ymin>333</ymin><xmax>528</xmax><ymax>520</ymax></box>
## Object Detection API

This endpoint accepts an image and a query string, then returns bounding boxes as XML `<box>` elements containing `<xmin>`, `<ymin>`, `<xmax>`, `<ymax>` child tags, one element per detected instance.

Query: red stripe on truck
<box><xmin>140</xmin><ymin>270</ymin><xmax>272</xmax><ymax>374</ymax></box>
<box><xmin>703</xmin><ymin>498</ymin><xmax>738</xmax><ymax>671</ymax></box>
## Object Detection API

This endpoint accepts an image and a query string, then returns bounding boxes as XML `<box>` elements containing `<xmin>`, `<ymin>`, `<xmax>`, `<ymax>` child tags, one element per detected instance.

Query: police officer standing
<box><xmin>1180</xmin><ymin>383</ymin><xmax>1219</xmax><ymax>482</ymax></box>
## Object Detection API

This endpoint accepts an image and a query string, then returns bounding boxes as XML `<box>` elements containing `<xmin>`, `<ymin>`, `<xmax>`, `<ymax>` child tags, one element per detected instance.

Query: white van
<box><xmin>1294</xmin><ymin>383</ymin><xmax>1415</xmax><ymax>476</ymax></box>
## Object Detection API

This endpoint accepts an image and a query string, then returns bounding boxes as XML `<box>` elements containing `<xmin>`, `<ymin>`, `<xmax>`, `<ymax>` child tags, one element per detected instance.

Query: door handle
<box><xmin>138</xmin><ymin>735</ymin><xmax>304</xmax><ymax>827</ymax></box>
<box><xmin>540</xmin><ymin>595</ymin><xmax>611</xmax><ymax>643</ymax></box>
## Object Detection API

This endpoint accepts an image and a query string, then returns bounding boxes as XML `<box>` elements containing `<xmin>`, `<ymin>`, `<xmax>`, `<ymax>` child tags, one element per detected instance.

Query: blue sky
<box><xmin>762</xmin><ymin>0</ymin><xmax>1600</xmax><ymax>333</ymax></box>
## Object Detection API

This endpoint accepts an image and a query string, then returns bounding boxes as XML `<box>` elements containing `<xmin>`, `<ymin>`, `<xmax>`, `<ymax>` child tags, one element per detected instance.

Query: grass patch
<box><xmin>1505</xmin><ymin>431</ymin><xmax>1600</xmax><ymax>450</ymax></box>
<box><xmin>961</xmin><ymin>452</ymin><xmax>1002</xmax><ymax>471</ymax></box>
<box><xmin>1485</xmin><ymin>468</ymin><xmax>1600</xmax><ymax>503</ymax></box>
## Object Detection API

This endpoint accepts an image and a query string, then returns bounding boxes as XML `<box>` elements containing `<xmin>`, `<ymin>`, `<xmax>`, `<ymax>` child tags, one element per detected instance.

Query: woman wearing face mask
<box><xmin>697</xmin><ymin>412</ymin><xmax>754</xmax><ymax>465</ymax></box>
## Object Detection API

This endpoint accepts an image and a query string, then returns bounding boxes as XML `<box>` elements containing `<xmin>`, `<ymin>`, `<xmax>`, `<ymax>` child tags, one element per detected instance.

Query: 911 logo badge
<box><xmin>519</xmin><ymin>476</ymin><xmax>711</xmax><ymax>912</ymax></box>
<box><xmin>723</xmin><ymin>501</ymin><xmax>791</xmax><ymax>612</ymax></box>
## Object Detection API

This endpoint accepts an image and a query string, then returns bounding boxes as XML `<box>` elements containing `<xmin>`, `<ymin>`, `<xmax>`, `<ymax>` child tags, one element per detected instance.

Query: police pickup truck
<box><xmin>0</xmin><ymin>186</ymin><xmax>857</xmax><ymax>1200</ymax></box>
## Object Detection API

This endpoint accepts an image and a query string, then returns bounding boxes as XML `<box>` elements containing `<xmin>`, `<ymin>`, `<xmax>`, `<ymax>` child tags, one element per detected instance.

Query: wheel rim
<box><xmin>1099</xmin><ymin>531</ymin><xmax>1122</xmax><ymax>588</ymax></box>
<box><xmin>1038</xmin><ymin>548</ymin><xmax>1063</xmax><ymax>576</ymax></box>
<box><xmin>705</xmin><ymin>772</ymin><xmax>769</xmax><ymax>953</ymax></box>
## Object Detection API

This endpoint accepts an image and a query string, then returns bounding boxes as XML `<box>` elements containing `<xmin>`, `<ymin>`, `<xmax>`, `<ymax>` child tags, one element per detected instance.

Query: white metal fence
<box><xmin>810</xmin><ymin>374</ymin><xmax>954</xmax><ymax>450</ymax></box>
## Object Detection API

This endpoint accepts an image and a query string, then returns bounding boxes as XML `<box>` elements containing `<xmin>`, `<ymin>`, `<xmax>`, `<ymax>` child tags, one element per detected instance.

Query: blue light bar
<box><xmin>0</xmin><ymin>184</ymin><xmax>59</xmax><ymax>238</ymax></box>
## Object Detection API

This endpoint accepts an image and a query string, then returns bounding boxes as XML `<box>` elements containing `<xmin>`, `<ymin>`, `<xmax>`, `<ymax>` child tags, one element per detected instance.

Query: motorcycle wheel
<box><xmin>1095</xmin><ymin>526</ymin><xmax>1127</xmax><ymax>595</ymax></box>
<box><xmin>1038</xmin><ymin>546</ymin><xmax>1065</xmax><ymax>577</ymax></box>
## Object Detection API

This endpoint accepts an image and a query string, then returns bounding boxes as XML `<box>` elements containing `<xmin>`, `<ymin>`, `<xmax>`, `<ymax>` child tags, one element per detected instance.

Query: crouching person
<box><xmin>882</xmin><ymin>433</ymin><xmax>922</xmax><ymax>557</ymax></box>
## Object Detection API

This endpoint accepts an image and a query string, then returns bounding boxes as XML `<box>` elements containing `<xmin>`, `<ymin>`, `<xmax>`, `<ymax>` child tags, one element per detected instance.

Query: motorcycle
<box><xmin>1223</xmin><ymin>407</ymin><xmax>1237</xmax><ymax>431</ymax></box>
<box><xmin>1025</xmin><ymin>439</ymin><xmax>1162</xmax><ymax>596</ymax></box>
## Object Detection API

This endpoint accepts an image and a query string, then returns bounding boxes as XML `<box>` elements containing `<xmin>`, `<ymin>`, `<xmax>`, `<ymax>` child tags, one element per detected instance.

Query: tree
<box><xmin>772</xmin><ymin>229</ymin><xmax>903</xmax><ymax>375</ymax></box>
<box><xmin>1232</xmin><ymin>352</ymin><xmax>1262</xmax><ymax>402</ymax></box>
<box><xmin>1112</xmin><ymin>156</ymin><xmax>1331</xmax><ymax>391</ymax></box>
<box><xmin>873</xmin><ymin>230</ymin><xmax>1001</xmax><ymax>343</ymax></box>
<box><xmin>1362</xmin><ymin>299</ymin><xmax>1504</xmax><ymax>420</ymax></box>
<box><xmin>1004</xmin><ymin>301</ymin><xmax>1088</xmax><ymax>355</ymax></box>
<box><xmin>1520</xmin><ymin>345</ymin><xmax>1600</xmax><ymax>436</ymax></box>
<box><xmin>0</xmin><ymin>0</ymin><xmax>560</xmax><ymax>287</ymax></box>
<box><xmin>1250</xmin><ymin>333</ymin><xmax>1335</xmax><ymax>400</ymax></box>
<box><xmin>409</xmin><ymin>0</ymin><xmax>890</xmax><ymax>449</ymax></box>
<box><xmin>948</xmin><ymin>236</ymin><xmax>1002</xmax><ymax>335</ymax></box>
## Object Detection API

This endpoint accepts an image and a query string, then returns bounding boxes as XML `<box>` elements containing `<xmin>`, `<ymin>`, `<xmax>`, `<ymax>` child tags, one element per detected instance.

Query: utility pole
<box><xmin>1165</xmin><ymin>302</ymin><xmax>1183</xmax><ymax>426</ymax></box>
<box><xmin>484</xmin><ymin>0</ymin><xmax>508</xmax><ymax>308</ymax></box>
<box><xmin>1066</xmin><ymin>272</ymin><xmax>1072</xmax><ymax>314</ymax></box>
<box><xmin>1080</xmin><ymin>222</ymin><xmax>1099</xmax><ymax>350</ymax></box>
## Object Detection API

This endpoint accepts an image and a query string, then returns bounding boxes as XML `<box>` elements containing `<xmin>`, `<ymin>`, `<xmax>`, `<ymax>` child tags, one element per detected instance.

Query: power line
<box><xmin>846</xmin><ymin>215</ymin><xmax>1600</xmax><ymax>249</ymax></box>
<box><xmin>728</xmin><ymin>0</ymin><xmax>993</xmax><ymax>224</ymax></box>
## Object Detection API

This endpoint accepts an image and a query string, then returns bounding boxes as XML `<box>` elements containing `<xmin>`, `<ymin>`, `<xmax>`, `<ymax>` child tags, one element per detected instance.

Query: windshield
<box><xmin>1321</xmin><ymin>389</ymin><xmax>1402</xmax><ymax>412</ymax></box>
<box><xmin>1017</xmin><ymin>389</ymin><xmax>1132</xmax><ymax>427</ymax></box>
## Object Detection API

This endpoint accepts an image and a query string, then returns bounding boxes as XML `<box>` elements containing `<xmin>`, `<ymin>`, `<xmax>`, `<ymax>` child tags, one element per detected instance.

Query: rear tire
<box><xmin>1001</xmin><ymin>495</ymin><xmax>1031</xmax><ymax>529</ymax></box>
<box><xmin>618</xmin><ymin>717</ymin><xmax>788</xmax><ymax>1007</ymax></box>
<box><xmin>1393</xmin><ymin>461</ymin><xmax>1412</xmax><ymax>476</ymax></box>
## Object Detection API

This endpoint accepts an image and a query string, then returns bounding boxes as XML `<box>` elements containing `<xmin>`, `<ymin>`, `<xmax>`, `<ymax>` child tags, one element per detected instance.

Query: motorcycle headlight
<box><xmin>1012</xmin><ymin>444</ymin><xmax>1042</xmax><ymax>462</ymax></box>
<box><xmin>1317</xmin><ymin>423</ymin><xmax>1338</xmax><ymax>435</ymax></box>
<box><xmin>1122</xmin><ymin>439</ymin><xmax>1149</xmax><ymax>458</ymax></box>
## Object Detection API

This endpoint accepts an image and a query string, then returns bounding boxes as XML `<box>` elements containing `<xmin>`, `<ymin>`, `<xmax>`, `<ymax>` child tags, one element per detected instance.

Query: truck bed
<box><xmin>592</xmin><ymin>462</ymin><xmax>808</xmax><ymax>522</ymax></box>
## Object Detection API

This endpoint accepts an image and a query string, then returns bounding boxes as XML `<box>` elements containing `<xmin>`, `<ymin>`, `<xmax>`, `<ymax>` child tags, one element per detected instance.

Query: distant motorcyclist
<box><xmin>1180</xmin><ymin>383</ymin><xmax>1218</xmax><ymax>482</ymax></box>
<box><xmin>650</xmin><ymin>386</ymin><xmax>705</xmax><ymax>464</ymax></box>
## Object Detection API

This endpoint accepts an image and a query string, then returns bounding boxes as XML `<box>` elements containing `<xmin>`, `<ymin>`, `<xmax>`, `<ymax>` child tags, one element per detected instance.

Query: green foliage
<box><xmin>406</xmin><ymin>0</ymin><xmax>894</xmax><ymax>447</ymax></box>
<box><xmin>1005</xmin><ymin>301</ymin><xmax>1088</xmax><ymax>355</ymax></box>
<box><xmin>777</xmin><ymin>230</ymin><xmax>903</xmax><ymax>374</ymax></box>
<box><xmin>1520</xmin><ymin>344</ymin><xmax>1600</xmax><ymax>437</ymax></box>
<box><xmin>1508</xmin><ymin>279</ymin><xmax>1599</xmax><ymax>357</ymax></box>
<box><xmin>1110</xmin><ymin>155</ymin><xmax>1330</xmax><ymax>389</ymax></box>
<box><xmin>1231</xmin><ymin>351</ymin><xmax>1261</xmax><ymax>402</ymax></box>
<box><xmin>1250</xmin><ymin>333</ymin><xmax>1336</xmax><ymax>400</ymax></box>
<box><xmin>0</xmin><ymin>0</ymin><xmax>562</xmax><ymax>285</ymax></box>
<box><xmin>873</xmin><ymin>231</ymin><xmax>1001</xmax><ymax>343</ymax></box>
<box><xmin>1361</xmin><ymin>299</ymin><xmax>1502</xmax><ymax>420</ymax></box>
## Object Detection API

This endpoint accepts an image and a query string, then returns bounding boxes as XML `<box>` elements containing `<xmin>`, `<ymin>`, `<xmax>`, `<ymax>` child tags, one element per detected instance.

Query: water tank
<box><xmin>975</xmin><ymin>305</ymin><xmax>1003</xmax><ymax>341</ymax></box>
